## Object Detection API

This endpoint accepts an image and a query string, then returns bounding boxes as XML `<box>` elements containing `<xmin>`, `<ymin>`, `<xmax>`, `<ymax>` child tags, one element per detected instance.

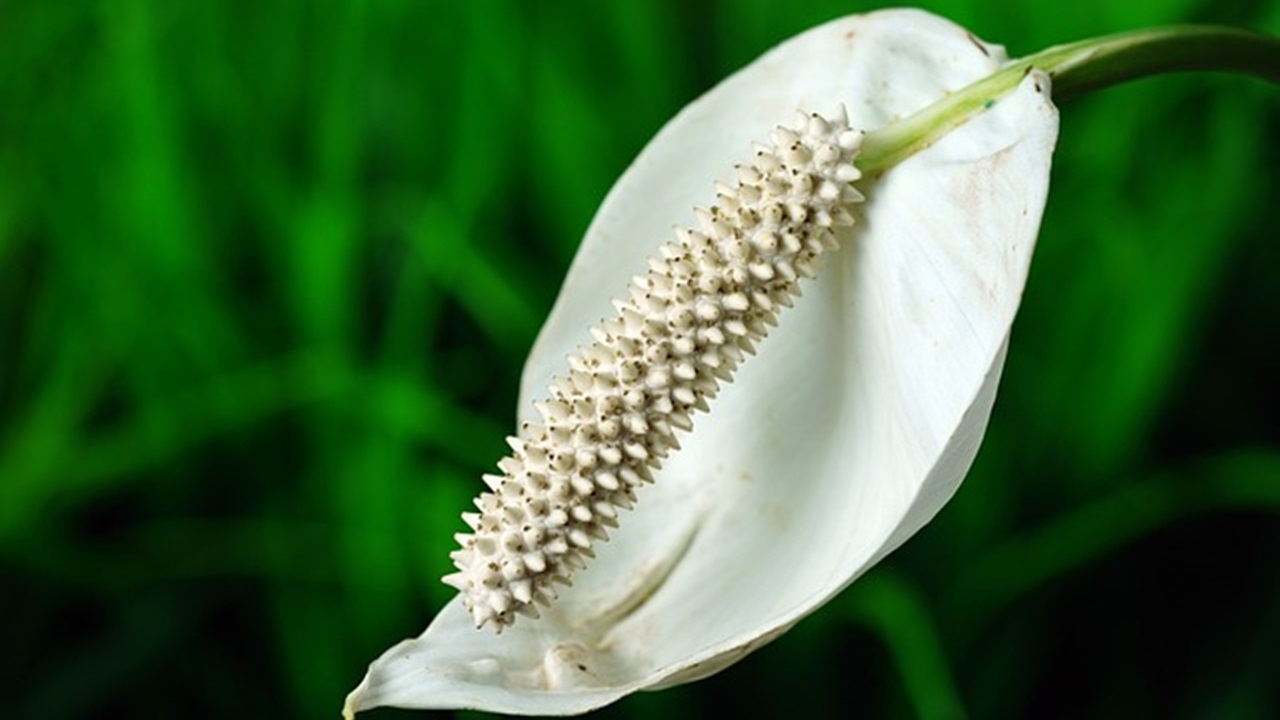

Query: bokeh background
<box><xmin>3</xmin><ymin>0</ymin><xmax>1278</xmax><ymax>718</ymax></box>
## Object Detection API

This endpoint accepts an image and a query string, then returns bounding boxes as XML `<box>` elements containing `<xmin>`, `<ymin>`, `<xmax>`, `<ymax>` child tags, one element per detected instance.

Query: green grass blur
<box><xmin>2</xmin><ymin>1</ymin><xmax>1277</xmax><ymax>718</ymax></box>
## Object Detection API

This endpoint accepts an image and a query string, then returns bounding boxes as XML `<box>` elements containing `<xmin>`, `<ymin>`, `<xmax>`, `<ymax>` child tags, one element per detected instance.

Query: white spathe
<box><xmin>346</xmin><ymin>8</ymin><xmax>1059</xmax><ymax>717</ymax></box>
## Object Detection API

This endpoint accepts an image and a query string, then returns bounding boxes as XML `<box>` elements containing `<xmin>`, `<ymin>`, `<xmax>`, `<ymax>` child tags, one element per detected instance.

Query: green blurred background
<box><xmin>2</xmin><ymin>0</ymin><xmax>1277</xmax><ymax>718</ymax></box>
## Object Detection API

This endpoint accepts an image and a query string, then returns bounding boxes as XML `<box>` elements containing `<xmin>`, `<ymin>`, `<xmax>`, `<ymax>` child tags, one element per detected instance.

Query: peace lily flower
<box><xmin>345</xmin><ymin>8</ymin><xmax>1061</xmax><ymax>716</ymax></box>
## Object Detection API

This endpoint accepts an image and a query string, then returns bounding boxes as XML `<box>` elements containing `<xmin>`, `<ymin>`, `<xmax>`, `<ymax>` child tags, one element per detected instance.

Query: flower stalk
<box><xmin>858</xmin><ymin>25</ymin><xmax>1280</xmax><ymax>174</ymax></box>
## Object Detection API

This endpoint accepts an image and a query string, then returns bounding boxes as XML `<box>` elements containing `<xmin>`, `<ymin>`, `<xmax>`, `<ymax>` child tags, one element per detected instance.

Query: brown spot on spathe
<box><xmin>966</xmin><ymin>32</ymin><xmax>990</xmax><ymax>56</ymax></box>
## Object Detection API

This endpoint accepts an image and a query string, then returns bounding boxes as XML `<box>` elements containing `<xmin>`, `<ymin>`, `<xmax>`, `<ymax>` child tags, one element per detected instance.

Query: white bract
<box><xmin>346</xmin><ymin>8</ymin><xmax>1058</xmax><ymax>717</ymax></box>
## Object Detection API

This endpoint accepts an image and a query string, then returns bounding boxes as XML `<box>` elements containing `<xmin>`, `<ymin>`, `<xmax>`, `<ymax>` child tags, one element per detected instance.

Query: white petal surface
<box><xmin>347</xmin><ymin>8</ymin><xmax>1058</xmax><ymax>716</ymax></box>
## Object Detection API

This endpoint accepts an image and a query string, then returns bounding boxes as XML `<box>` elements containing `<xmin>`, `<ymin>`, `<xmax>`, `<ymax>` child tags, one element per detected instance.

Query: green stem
<box><xmin>858</xmin><ymin>25</ymin><xmax>1280</xmax><ymax>174</ymax></box>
